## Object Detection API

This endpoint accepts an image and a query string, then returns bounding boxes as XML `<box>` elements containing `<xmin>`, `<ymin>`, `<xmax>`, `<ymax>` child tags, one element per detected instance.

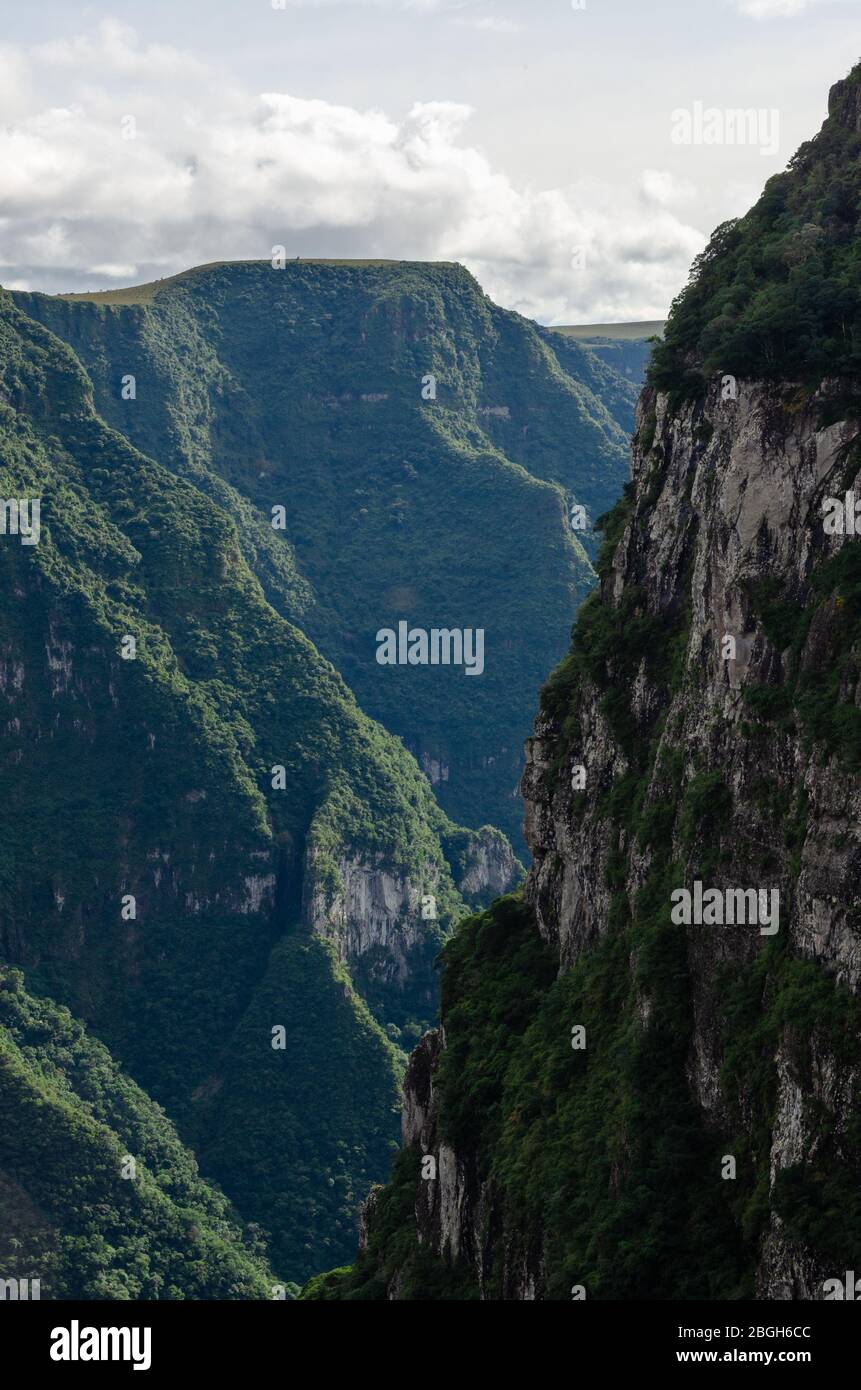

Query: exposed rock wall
<box><xmin>355</xmin><ymin>372</ymin><xmax>860</xmax><ymax>1300</ymax></box>
<box><xmin>303</xmin><ymin>827</ymin><xmax>520</xmax><ymax>1019</ymax></box>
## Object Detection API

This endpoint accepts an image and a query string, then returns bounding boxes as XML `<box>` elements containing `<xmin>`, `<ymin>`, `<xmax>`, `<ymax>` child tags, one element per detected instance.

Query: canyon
<box><xmin>306</xmin><ymin>62</ymin><xmax>861</xmax><ymax>1302</ymax></box>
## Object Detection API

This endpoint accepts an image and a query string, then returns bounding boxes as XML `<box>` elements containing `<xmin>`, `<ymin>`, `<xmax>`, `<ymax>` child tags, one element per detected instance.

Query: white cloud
<box><xmin>723</xmin><ymin>178</ymin><xmax>765</xmax><ymax>216</ymax></box>
<box><xmin>35</xmin><ymin>18</ymin><xmax>211</xmax><ymax>77</ymax></box>
<box><xmin>270</xmin><ymin>0</ymin><xmax>446</xmax><ymax>8</ymax></box>
<box><xmin>732</xmin><ymin>0</ymin><xmax>821</xmax><ymax>16</ymax></box>
<box><xmin>89</xmin><ymin>263</ymin><xmax>139</xmax><ymax>278</ymax></box>
<box><xmin>0</xmin><ymin>46</ymin><xmax>32</xmax><ymax>119</ymax></box>
<box><xmin>639</xmin><ymin>169</ymin><xmax>697</xmax><ymax>207</ymax></box>
<box><xmin>452</xmin><ymin>16</ymin><xmax>523</xmax><ymax>31</ymax></box>
<box><xmin>0</xmin><ymin>18</ymin><xmax>704</xmax><ymax>321</ymax></box>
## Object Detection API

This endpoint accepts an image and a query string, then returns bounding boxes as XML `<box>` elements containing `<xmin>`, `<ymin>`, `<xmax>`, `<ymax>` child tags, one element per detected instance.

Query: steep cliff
<box><xmin>309</xmin><ymin>64</ymin><xmax>861</xmax><ymax>1301</ymax></box>
<box><xmin>15</xmin><ymin>262</ymin><xmax>632</xmax><ymax>852</ymax></box>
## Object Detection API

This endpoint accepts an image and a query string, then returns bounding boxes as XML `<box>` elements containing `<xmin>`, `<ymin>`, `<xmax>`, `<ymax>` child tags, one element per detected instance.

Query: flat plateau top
<box><xmin>550</xmin><ymin>321</ymin><xmax>665</xmax><ymax>340</ymax></box>
<box><xmin>48</xmin><ymin>259</ymin><xmax>456</xmax><ymax>306</ymax></box>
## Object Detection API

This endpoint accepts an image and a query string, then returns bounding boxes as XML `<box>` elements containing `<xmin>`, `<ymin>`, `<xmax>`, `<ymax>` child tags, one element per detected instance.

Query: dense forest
<box><xmin>16</xmin><ymin>261</ymin><xmax>635</xmax><ymax>853</ymax></box>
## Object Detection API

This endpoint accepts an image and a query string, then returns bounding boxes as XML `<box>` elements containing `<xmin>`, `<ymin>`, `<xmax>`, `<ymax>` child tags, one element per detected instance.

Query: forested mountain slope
<box><xmin>16</xmin><ymin>262</ymin><xmax>632</xmax><ymax>851</ymax></box>
<box><xmin>0</xmin><ymin>286</ymin><xmax>518</xmax><ymax>1286</ymax></box>
<box><xmin>0</xmin><ymin>966</ymin><xmax>277</xmax><ymax>1300</ymax></box>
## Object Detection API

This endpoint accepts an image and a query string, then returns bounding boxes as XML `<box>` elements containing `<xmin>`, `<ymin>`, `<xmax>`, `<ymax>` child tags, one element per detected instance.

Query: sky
<box><xmin>0</xmin><ymin>0</ymin><xmax>859</xmax><ymax>323</ymax></box>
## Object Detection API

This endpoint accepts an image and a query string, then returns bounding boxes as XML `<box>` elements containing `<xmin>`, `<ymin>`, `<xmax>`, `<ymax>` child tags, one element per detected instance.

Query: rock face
<box><xmin>305</xmin><ymin>827</ymin><xmax>520</xmax><ymax>995</ymax></box>
<box><xmin>516</xmin><ymin>377</ymin><xmax>860</xmax><ymax>1299</ymax></box>
<box><xmin>305</xmin><ymin>851</ymin><xmax>433</xmax><ymax>986</ymax></box>
<box><xmin>526</xmin><ymin>376</ymin><xmax>860</xmax><ymax>979</ymax></box>
<box><xmin>340</xmin><ymin>66</ymin><xmax>861</xmax><ymax>1302</ymax></box>
<box><xmin>830</xmin><ymin>71</ymin><xmax>861</xmax><ymax>131</ymax></box>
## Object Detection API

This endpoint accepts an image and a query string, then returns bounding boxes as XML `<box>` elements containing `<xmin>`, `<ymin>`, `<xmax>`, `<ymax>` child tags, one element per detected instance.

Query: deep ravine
<box><xmin>305</xmin><ymin>63</ymin><xmax>861</xmax><ymax>1302</ymax></box>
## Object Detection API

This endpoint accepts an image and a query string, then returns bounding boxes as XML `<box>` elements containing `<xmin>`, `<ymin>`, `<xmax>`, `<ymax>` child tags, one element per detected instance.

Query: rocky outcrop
<box><xmin>525</xmin><ymin>376</ymin><xmax>860</xmax><ymax>973</ymax></box>
<box><xmin>303</xmin><ymin>848</ymin><xmax>436</xmax><ymax>989</ymax></box>
<box><xmin>400</xmin><ymin>1030</ymin><xmax>474</xmax><ymax>1264</ymax></box>
<box><xmin>396</xmin><ymin>1025</ymin><xmax>538</xmax><ymax>1299</ymax></box>
<box><xmin>453</xmin><ymin>828</ymin><xmax>522</xmax><ymax>904</ymax></box>
<box><xmin>829</xmin><ymin>70</ymin><xmax>861</xmax><ymax>131</ymax></box>
<box><xmin>303</xmin><ymin>828</ymin><xmax>520</xmax><ymax>1008</ymax></box>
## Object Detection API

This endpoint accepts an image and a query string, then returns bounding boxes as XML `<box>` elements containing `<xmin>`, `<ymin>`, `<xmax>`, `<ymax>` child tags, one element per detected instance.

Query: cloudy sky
<box><xmin>0</xmin><ymin>0</ymin><xmax>859</xmax><ymax>323</ymax></box>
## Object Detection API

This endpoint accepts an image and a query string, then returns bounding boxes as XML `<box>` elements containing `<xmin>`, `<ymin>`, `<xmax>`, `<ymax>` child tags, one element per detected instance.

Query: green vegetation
<box><xmin>197</xmin><ymin>935</ymin><xmax>404</xmax><ymax>1280</ymax></box>
<box><xmin>313</xmin><ymin>891</ymin><xmax>751</xmax><ymax>1300</ymax></box>
<box><xmin>546</xmin><ymin>328</ymin><xmax>659</xmax><ymax>430</ymax></box>
<box><xmin>551</xmin><ymin>322</ymin><xmax>665</xmax><ymax>341</ymax></box>
<box><xmin>650</xmin><ymin>62</ymin><xmax>861</xmax><ymax>401</ymax></box>
<box><xmin>298</xmin><ymin>1149</ymin><xmax>479</xmax><ymax>1300</ymax></box>
<box><xmin>304</xmin><ymin>591</ymin><xmax>858</xmax><ymax>1301</ymax></box>
<box><xmin>0</xmin><ymin>285</ymin><xmax>506</xmax><ymax>1284</ymax></box>
<box><xmin>540</xmin><ymin>328</ymin><xmax>647</xmax><ymax>435</ymax></box>
<box><xmin>0</xmin><ymin>967</ymin><xmax>276</xmax><ymax>1299</ymax></box>
<box><xmin>718</xmin><ymin>941</ymin><xmax>861</xmax><ymax>1266</ymax></box>
<box><xmin>743</xmin><ymin>546</ymin><xmax>861</xmax><ymax>769</ymax></box>
<box><xmin>15</xmin><ymin>259</ymin><xmax>632</xmax><ymax>852</ymax></box>
<box><xmin>678</xmin><ymin>772</ymin><xmax>733</xmax><ymax>847</ymax></box>
<box><xmin>56</xmin><ymin>259</ymin><xmax>427</xmax><ymax>307</ymax></box>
